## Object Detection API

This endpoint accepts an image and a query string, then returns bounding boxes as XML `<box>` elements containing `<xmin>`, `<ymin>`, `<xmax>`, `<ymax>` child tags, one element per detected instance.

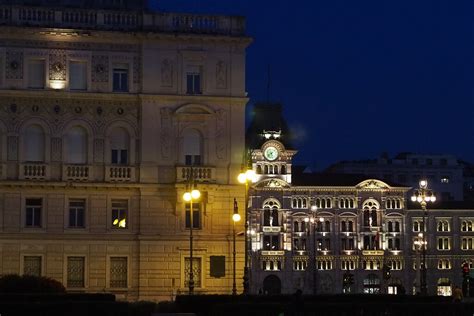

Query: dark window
<box><xmin>210</xmin><ymin>256</ymin><xmax>225</xmax><ymax>278</ymax></box>
<box><xmin>440</xmin><ymin>159</ymin><xmax>448</xmax><ymax>166</ymax></box>
<box><xmin>26</xmin><ymin>198</ymin><xmax>42</xmax><ymax>227</ymax></box>
<box><xmin>263</xmin><ymin>235</ymin><xmax>280</xmax><ymax>250</ymax></box>
<box><xmin>412</xmin><ymin>158</ymin><xmax>418</xmax><ymax>165</ymax></box>
<box><xmin>67</xmin><ymin>257</ymin><xmax>85</xmax><ymax>288</ymax></box>
<box><xmin>113</xmin><ymin>66</ymin><xmax>129</xmax><ymax>92</ymax></box>
<box><xmin>111</xmin><ymin>149</ymin><xmax>128</xmax><ymax>165</ymax></box>
<box><xmin>185</xmin><ymin>203</ymin><xmax>201</xmax><ymax>229</ymax></box>
<box><xmin>69</xmin><ymin>199</ymin><xmax>85</xmax><ymax>228</ymax></box>
<box><xmin>186</xmin><ymin>71</ymin><xmax>201</xmax><ymax>95</ymax></box>
<box><xmin>185</xmin><ymin>154</ymin><xmax>201</xmax><ymax>166</ymax></box>
<box><xmin>426</xmin><ymin>159</ymin><xmax>433</xmax><ymax>165</ymax></box>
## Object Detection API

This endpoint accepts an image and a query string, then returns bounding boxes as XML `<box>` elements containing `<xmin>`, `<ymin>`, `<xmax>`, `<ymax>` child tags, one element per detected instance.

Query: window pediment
<box><xmin>175</xmin><ymin>103</ymin><xmax>215</xmax><ymax>115</ymax></box>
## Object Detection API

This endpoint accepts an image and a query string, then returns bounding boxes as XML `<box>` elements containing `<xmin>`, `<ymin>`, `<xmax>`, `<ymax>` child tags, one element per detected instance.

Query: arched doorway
<box><xmin>263</xmin><ymin>275</ymin><xmax>281</xmax><ymax>295</ymax></box>
<box><xmin>363</xmin><ymin>274</ymin><xmax>380</xmax><ymax>294</ymax></box>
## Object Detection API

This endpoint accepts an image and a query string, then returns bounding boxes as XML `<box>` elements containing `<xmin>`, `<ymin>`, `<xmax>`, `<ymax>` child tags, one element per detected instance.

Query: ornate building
<box><xmin>247</xmin><ymin>105</ymin><xmax>474</xmax><ymax>296</ymax></box>
<box><xmin>0</xmin><ymin>0</ymin><xmax>250</xmax><ymax>301</ymax></box>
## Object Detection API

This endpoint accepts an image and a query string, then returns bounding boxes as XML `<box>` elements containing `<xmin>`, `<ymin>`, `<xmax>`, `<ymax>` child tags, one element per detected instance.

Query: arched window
<box><xmin>66</xmin><ymin>126</ymin><xmax>87</xmax><ymax>164</ymax></box>
<box><xmin>281</xmin><ymin>165</ymin><xmax>286</xmax><ymax>174</ymax></box>
<box><xmin>183</xmin><ymin>129</ymin><xmax>202</xmax><ymax>165</ymax></box>
<box><xmin>395</xmin><ymin>221</ymin><xmax>400</xmax><ymax>232</ymax></box>
<box><xmin>110</xmin><ymin>127</ymin><xmax>129</xmax><ymax>165</ymax></box>
<box><xmin>363</xmin><ymin>200</ymin><xmax>379</xmax><ymax>227</ymax></box>
<box><xmin>341</xmin><ymin>220</ymin><xmax>347</xmax><ymax>232</ymax></box>
<box><xmin>388</xmin><ymin>221</ymin><xmax>393</xmax><ymax>232</ymax></box>
<box><xmin>257</xmin><ymin>165</ymin><xmax>262</xmax><ymax>174</ymax></box>
<box><xmin>263</xmin><ymin>199</ymin><xmax>280</xmax><ymax>227</ymax></box>
<box><xmin>23</xmin><ymin>124</ymin><xmax>45</xmax><ymax>162</ymax></box>
<box><xmin>293</xmin><ymin>221</ymin><xmax>299</xmax><ymax>232</ymax></box>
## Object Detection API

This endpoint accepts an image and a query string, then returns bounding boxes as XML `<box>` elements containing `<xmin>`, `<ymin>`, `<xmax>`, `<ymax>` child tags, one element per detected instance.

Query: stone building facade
<box><xmin>247</xmin><ymin>133</ymin><xmax>474</xmax><ymax>296</ymax></box>
<box><xmin>0</xmin><ymin>1</ymin><xmax>250</xmax><ymax>301</ymax></box>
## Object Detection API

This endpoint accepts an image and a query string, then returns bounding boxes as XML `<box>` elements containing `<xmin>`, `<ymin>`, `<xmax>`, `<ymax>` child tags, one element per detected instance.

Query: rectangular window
<box><xmin>210</xmin><ymin>256</ymin><xmax>225</xmax><ymax>278</ymax></box>
<box><xmin>113</xmin><ymin>64</ymin><xmax>129</xmax><ymax>92</ymax></box>
<box><xmin>25</xmin><ymin>198</ymin><xmax>42</xmax><ymax>228</ymax></box>
<box><xmin>110</xmin><ymin>257</ymin><xmax>128</xmax><ymax>288</ymax></box>
<box><xmin>426</xmin><ymin>159</ymin><xmax>433</xmax><ymax>165</ymax></box>
<box><xmin>69</xmin><ymin>61</ymin><xmax>87</xmax><ymax>90</ymax></box>
<box><xmin>184</xmin><ymin>257</ymin><xmax>202</xmax><ymax>288</ymax></box>
<box><xmin>28</xmin><ymin>60</ymin><xmax>45</xmax><ymax>89</ymax></box>
<box><xmin>185</xmin><ymin>203</ymin><xmax>201</xmax><ymax>229</ymax></box>
<box><xmin>111</xmin><ymin>149</ymin><xmax>128</xmax><ymax>165</ymax></box>
<box><xmin>111</xmin><ymin>200</ymin><xmax>128</xmax><ymax>229</ymax></box>
<box><xmin>69</xmin><ymin>199</ymin><xmax>85</xmax><ymax>228</ymax></box>
<box><xmin>186</xmin><ymin>66</ymin><xmax>202</xmax><ymax>95</ymax></box>
<box><xmin>185</xmin><ymin>154</ymin><xmax>201</xmax><ymax>166</ymax></box>
<box><xmin>461</xmin><ymin>237</ymin><xmax>474</xmax><ymax>250</ymax></box>
<box><xmin>23</xmin><ymin>256</ymin><xmax>42</xmax><ymax>276</ymax></box>
<box><xmin>67</xmin><ymin>257</ymin><xmax>85</xmax><ymax>288</ymax></box>
<box><xmin>437</xmin><ymin>237</ymin><xmax>450</xmax><ymax>250</ymax></box>
<box><xmin>263</xmin><ymin>235</ymin><xmax>280</xmax><ymax>250</ymax></box>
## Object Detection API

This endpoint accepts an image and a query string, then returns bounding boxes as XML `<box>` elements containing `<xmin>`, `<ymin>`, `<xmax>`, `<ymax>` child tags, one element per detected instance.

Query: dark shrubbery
<box><xmin>0</xmin><ymin>274</ymin><xmax>65</xmax><ymax>293</ymax></box>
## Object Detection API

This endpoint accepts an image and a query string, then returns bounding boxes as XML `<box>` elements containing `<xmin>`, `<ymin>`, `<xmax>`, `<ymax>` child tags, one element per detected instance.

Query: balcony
<box><xmin>62</xmin><ymin>164</ymin><xmax>91</xmax><ymax>181</ymax></box>
<box><xmin>105</xmin><ymin>165</ymin><xmax>135</xmax><ymax>182</ymax></box>
<box><xmin>176</xmin><ymin>166</ymin><xmax>216</xmax><ymax>183</ymax></box>
<box><xmin>362</xmin><ymin>250</ymin><xmax>384</xmax><ymax>256</ymax></box>
<box><xmin>260</xmin><ymin>250</ymin><xmax>285</xmax><ymax>256</ymax></box>
<box><xmin>262</xmin><ymin>226</ymin><xmax>281</xmax><ymax>233</ymax></box>
<box><xmin>0</xmin><ymin>6</ymin><xmax>246</xmax><ymax>36</ymax></box>
<box><xmin>19</xmin><ymin>163</ymin><xmax>49</xmax><ymax>180</ymax></box>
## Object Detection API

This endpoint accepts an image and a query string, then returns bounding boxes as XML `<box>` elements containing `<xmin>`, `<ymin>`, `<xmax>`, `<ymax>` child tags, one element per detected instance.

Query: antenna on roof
<box><xmin>266</xmin><ymin>64</ymin><xmax>271</xmax><ymax>103</ymax></box>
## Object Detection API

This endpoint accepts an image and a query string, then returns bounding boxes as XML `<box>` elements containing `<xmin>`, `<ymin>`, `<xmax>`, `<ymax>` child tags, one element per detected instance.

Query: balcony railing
<box><xmin>176</xmin><ymin>166</ymin><xmax>216</xmax><ymax>183</ymax></box>
<box><xmin>0</xmin><ymin>6</ymin><xmax>246</xmax><ymax>35</ymax></box>
<box><xmin>62</xmin><ymin>164</ymin><xmax>91</xmax><ymax>181</ymax></box>
<box><xmin>20</xmin><ymin>163</ymin><xmax>48</xmax><ymax>180</ymax></box>
<box><xmin>105</xmin><ymin>165</ymin><xmax>135</xmax><ymax>182</ymax></box>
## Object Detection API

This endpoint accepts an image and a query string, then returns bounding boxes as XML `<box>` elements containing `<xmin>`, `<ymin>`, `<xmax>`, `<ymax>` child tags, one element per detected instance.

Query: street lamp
<box><xmin>410</xmin><ymin>179</ymin><xmax>436</xmax><ymax>296</ymax></box>
<box><xmin>232</xmin><ymin>198</ymin><xmax>241</xmax><ymax>295</ymax></box>
<box><xmin>183</xmin><ymin>181</ymin><xmax>201</xmax><ymax>295</ymax></box>
<box><xmin>304</xmin><ymin>205</ymin><xmax>322</xmax><ymax>295</ymax></box>
<box><xmin>237</xmin><ymin>169</ymin><xmax>256</xmax><ymax>294</ymax></box>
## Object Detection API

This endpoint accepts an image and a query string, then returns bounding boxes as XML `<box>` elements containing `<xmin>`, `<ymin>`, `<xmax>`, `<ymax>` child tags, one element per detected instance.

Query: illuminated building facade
<box><xmin>247</xmin><ymin>105</ymin><xmax>474</xmax><ymax>296</ymax></box>
<box><xmin>0</xmin><ymin>0</ymin><xmax>250</xmax><ymax>301</ymax></box>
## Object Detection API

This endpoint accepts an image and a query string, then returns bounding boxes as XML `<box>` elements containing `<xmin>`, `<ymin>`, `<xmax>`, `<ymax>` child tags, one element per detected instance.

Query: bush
<box><xmin>0</xmin><ymin>274</ymin><xmax>66</xmax><ymax>293</ymax></box>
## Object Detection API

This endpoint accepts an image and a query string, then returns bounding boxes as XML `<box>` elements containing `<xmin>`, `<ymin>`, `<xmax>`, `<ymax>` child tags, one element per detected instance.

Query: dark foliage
<box><xmin>0</xmin><ymin>274</ymin><xmax>65</xmax><ymax>293</ymax></box>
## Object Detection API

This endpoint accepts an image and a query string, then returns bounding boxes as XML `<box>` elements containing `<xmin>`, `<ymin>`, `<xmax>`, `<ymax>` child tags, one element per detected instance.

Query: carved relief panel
<box><xmin>5</xmin><ymin>50</ymin><xmax>23</xmax><ymax>80</ymax></box>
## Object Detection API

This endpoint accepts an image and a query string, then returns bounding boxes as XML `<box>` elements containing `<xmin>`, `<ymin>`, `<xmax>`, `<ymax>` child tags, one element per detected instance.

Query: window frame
<box><xmin>25</xmin><ymin>198</ymin><xmax>43</xmax><ymax>228</ymax></box>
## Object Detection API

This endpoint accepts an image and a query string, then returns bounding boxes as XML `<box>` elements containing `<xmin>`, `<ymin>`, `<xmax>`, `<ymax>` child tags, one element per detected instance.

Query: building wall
<box><xmin>0</xmin><ymin>4</ymin><xmax>250</xmax><ymax>301</ymax></box>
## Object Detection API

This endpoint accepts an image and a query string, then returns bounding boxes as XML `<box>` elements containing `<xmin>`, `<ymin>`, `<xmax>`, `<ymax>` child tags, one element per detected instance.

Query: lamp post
<box><xmin>304</xmin><ymin>206</ymin><xmax>323</xmax><ymax>295</ymax></box>
<box><xmin>238</xmin><ymin>169</ymin><xmax>256</xmax><ymax>294</ymax></box>
<box><xmin>232</xmin><ymin>198</ymin><xmax>241</xmax><ymax>295</ymax></box>
<box><xmin>183</xmin><ymin>174</ymin><xmax>201</xmax><ymax>295</ymax></box>
<box><xmin>411</xmin><ymin>179</ymin><xmax>436</xmax><ymax>296</ymax></box>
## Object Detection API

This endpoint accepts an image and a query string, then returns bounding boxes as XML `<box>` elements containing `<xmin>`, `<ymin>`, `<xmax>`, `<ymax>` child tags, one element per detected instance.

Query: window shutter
<box><xmin>210</xmin><ymin>256</ymin><xmax>225</xmax><ymax>278</ymax></box>
<box><xmin>28</xmin><ymin>60</ymin><xmax>45</xmax><ymax>88</ymax></box>
<box><xmin>70</xmin><ymin>61</ymin><xmax>87</xmax><ymax>90</ymax></box>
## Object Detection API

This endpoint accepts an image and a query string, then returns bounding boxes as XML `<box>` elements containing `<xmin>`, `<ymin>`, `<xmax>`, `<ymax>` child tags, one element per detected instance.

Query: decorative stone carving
<box><xmin>5</xmin><ymin>50</ymin><xmax>23</xmax><ymax>80</ymax></box>
<box><xmin>160</xmin><ymin>59</ymin><xmax>173</xmax><ymax>87</ymax></box>
<box><xmin>51</xmin><ymin>137</ymin><xmax>62</xmax><ymax>162</ymax></box>
<box><xmin>133</xmin><ymin>56</ymin><xmax>140</xmax><ymax>84</ymax></box>
<box><xmin>7</xmin><ymin>136</ymin><xmax>18</xmax><ymax>161</ymax></box>
<box><xmin>94</xmin><ymin>138</ymin><xmax>104</xmax><ymax>163</ymax></box>
<box><xmin>92</xmin><ymin>55</ymin><xmax>109</xmax><ymax>82</ymax></box>
<box><xmin>49</xmin><ymin>51</ymin><xmax>67</xmax><ymax>81</ymax></box>
<box><xmin>215</xmin><ymin>109</ymin><xmax>226</xmax><ymax>159</ymax></box>
<box><xmin>160</xmin><ymin>107</ymin><xmax>172</xmax><ymax>158</ymax></box>
<box><xmin>216</xmin><ymin>60</ymin><xmax>227</xmax><ymax>89</ymax></box>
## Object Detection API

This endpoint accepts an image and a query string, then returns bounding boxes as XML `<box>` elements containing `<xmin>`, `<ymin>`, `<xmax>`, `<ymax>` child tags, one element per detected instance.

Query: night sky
<box><xmin>152</xmin><ymin>0</ymin><xmax>474</xmax><ymax>170</ymax></box>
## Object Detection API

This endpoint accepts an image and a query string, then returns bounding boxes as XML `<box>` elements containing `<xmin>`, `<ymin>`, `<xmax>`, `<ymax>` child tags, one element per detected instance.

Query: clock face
<box><xmin>264</xmin><ymin>146</ymin><xmax>279</xmax><ymax>161</ymax></box>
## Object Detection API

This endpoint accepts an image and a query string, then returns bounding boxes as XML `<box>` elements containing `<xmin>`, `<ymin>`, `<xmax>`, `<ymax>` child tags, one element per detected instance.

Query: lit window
<box><xmin>436</xmin><ymin>219</ymin><xmax>450</xmax><ymax>232</ymax></box>
<box><xmin>437</xmin><ymin>259</ymin><xmax>451</xmax><ymax>270</ymax></box>
<box><xmin>437</xmin><ymin>237</ymin><xmax>450</xmax><ymax>250</ymax></box>
<box><xmin>111</xmin><ymin>200</ymin><xmax>128</xmax><ymax>229</ymax></box>
<box><xmin>461</xmin><ymin>237</ymin><xmax>474</xmax><ymax>250</ymax></box>
<box><xmin>441</xmin><ymin>177</ymin><xmax>449</xmax><ymax>184</ymax></box>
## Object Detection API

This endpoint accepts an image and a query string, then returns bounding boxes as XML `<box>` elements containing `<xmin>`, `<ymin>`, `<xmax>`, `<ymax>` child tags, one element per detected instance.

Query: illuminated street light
<box><xmin>411</xmin><ymin>179</ymin><xmax>436</xmax><ymax>296</ymax></box>
<box><xmin>232</xmin><ymin>198</ymin><xmax>241</xmax><ymax>295</ymax></box>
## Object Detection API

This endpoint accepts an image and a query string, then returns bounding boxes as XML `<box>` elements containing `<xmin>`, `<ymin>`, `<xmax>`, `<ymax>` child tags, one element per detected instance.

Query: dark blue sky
<box><xmin>153</xmin><ymin>0</ymin><xmax>474</xmax><ymax>170</ymax></box>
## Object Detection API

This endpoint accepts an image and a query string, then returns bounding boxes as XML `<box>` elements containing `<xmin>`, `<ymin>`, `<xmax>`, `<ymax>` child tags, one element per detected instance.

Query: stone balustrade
<box><xmin>0</xmin><ymin>5</ymin><xmax>245</xmax><ymax>35</ymax></box>
<box><xmin>62</xmin><ymin>164</ymin><xmax>91</xmax><ymax>181</ymax></box>
<box><xmin>20</xmin><ymin>163</ymin><xmax>48</xmax><ymax>180</ymax></box>
<box><xmin>105</xmin><ymin>165</ymin><xmax>135</xmax><ymax>182</ymax></box>
<box><xmin>176</xmin><ymin>166</ymin><xmax>216</xmax><ymax>183</ymax></box>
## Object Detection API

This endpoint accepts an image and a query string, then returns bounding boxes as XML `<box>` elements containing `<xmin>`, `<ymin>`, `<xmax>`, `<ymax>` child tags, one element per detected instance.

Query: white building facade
<box><xmin>0</xmin><ymin>1</ymin><xmax>251</xmax><ymax>301</ymax></box>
